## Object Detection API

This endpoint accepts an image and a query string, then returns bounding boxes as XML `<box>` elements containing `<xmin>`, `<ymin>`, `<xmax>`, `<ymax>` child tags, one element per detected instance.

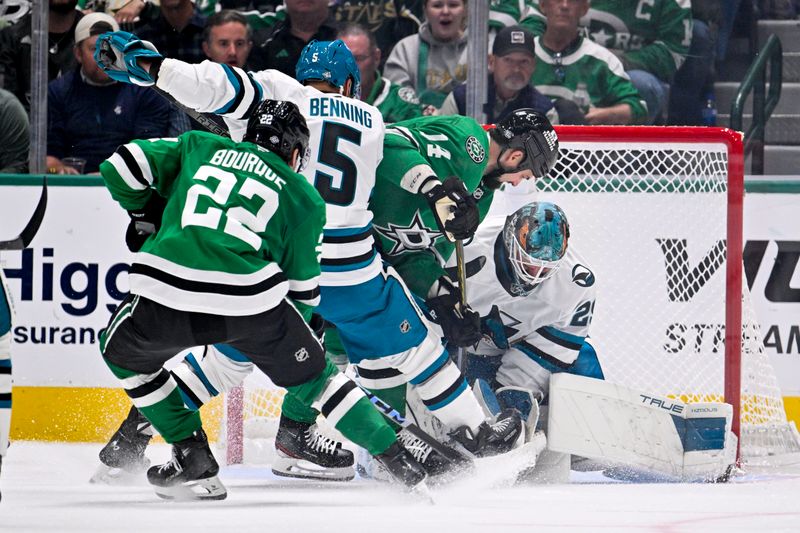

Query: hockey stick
<box><xmin>0</xmin><ymin>178</ymin><xmax>48</xmax><ymax>251</ymax></box>
<box><xmin>360</xmin><ymin>386</ymin><xmax>474</xmax><ymax>471</ymax></box>
<box><xmin>151</xmin><ymin>85</ymin><xmax>232</xmax><ymax>139</ymax></box>
<box><xmin>454</xmin><ymin>239</ymin><xmax>468</xmax><ymax>369</ymax></box>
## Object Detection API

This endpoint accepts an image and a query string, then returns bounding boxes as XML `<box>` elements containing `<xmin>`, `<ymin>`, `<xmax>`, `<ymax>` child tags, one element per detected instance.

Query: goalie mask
<box><xmin>503</xmin><ymin>201</ymin><xmax>569</xmax><ymax>290</ymax></box>
<box><xmin>296</xmin><ymin>39</ymin><xmax>362</xmax><ymax>99</ymax></box>
<box><xmin>243</xmin><ymin>99</ymin><xmax>310</xmax><ymax>172</ymax></box>
<box><xmin>485</xmin><ymin>109</ymin><xmax>559</xmax><ymax>188</ymax></box>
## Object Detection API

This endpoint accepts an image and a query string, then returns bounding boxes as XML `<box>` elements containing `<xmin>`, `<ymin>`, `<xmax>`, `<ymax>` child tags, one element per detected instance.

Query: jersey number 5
<box><xmin>182</xmin><ymin>164</ymin><xmax>279</xmax><ymax>251</ymax></box>
<box><xmin>314</xmin><ymin>121</ymin><xmax>361</xmax><ymax>206</ymax></box>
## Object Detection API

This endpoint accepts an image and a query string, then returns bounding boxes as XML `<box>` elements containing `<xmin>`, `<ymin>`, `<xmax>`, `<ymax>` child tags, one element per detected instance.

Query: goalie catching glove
<box><xmin>421</xmin><ymin>176</ymin><xmax>479</xmax><ymax>242</ymax></box>
<box><xmin>94</xmin><ymin>31</ymin><xmax>162</xmax><ymax>86</ymax></box>
<box><xmin>125</xmin><ymin>193</ymin><xmax>167</xmax><ymax>252</ymax></box>
<box><xmin>426</xmin><ymin>277</ymin><xmax>481</xmax><ymax>347</ymax></box>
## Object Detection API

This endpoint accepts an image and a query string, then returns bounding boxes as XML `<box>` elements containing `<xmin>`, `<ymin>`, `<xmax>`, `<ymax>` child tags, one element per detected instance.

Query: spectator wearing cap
<box><xmin>438</xmin><ymin>25</ymin><xmax>557</xmax><ymax>125</ymax></box>
<box><xmin>530</xmin><ymin>0</ymin><xmax>647</xmax><ymax>125</ymax></box>
<box><xmin>46</xmin><ymin>12</ymin><xmax>170</xmax><ymax>174</ymax></box>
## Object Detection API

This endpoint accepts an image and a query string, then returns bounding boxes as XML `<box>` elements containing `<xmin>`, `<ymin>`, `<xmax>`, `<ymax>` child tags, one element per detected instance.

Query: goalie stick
<box><xmin>0</xmin><ymin>178</ymin><xmax>47</xmax><ymax>251</ymax></box>
<box><xmin>360</xmin><ymin>386</ymin><xmax>474</xmax><ymax>472</ymax></box>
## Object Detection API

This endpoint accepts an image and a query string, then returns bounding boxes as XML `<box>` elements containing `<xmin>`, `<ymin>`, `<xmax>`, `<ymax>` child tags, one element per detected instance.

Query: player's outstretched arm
<box><xmin>95</xmin><ymin>31</ymin><xmax>263</xmax><ymax>123</ymax></box>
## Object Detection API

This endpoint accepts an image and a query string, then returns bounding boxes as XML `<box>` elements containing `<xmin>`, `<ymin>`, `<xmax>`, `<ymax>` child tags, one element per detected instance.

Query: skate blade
<box><xmin>152</xmin><ymin>475</ymin><xmax>228</xmax><ymax>501</ymax></box>
<box><xmin>89</xmin><ymin>464</ymin><xmax>144</xmax><ymax>485</ymax></box>
<box><xmin>272</xmin><ymin>455</ymin><xmax>355</xmax><ymax>482</ymax></box>
<box><xmin>410</xmin><ymin>479</ymin><xmax>436</xmax><ymax>505</ymax></box>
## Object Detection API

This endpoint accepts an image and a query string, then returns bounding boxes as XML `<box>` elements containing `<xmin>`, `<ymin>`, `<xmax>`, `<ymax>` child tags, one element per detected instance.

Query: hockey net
<box><xmin>221</xmin><ymin>126</ymin><xmax>800</xmax><ymax>468</ymax></box>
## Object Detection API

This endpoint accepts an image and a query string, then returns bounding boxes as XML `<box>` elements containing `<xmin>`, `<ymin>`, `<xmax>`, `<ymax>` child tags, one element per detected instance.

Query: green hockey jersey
<box><xmin>100</xmin><ymin>130</ymin><xmax>326</xmax><ymax>318</ymax></box>
<box><xmin>521</xmin><ymin>0</ymin><xmax>692</xmax><ymax>81</ymax></box>
<box><xmin>532</xmin><ymin>35</ymin><xmax>648</xmax><ymax>123</ymax></box>
<box><xmin>366</xmin><ymin>72</ymin><xmax>424</xmax><ymax>124</ymax></box>
<box><xmin>372</xmin><ymin>115</ymin><xmax>494</xmax><ymax>297</ymax></box>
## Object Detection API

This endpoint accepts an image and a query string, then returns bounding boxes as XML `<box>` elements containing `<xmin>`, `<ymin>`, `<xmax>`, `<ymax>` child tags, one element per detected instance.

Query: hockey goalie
<box><xmin>409</xmin><ymin>200</ymin><xmax>737</xmax><ymax>483</ymax></box>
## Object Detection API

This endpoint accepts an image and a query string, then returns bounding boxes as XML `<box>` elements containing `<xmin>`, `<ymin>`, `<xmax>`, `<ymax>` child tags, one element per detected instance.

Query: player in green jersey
<box><xmin>99</xmin><ymin>100</ymin><xmax>427</xmax><ymax>500</ymax></box>
<box><xmin>371</xmin><ymin>109</ymin><xmax>558</xmax><ymax>342</ymax></box>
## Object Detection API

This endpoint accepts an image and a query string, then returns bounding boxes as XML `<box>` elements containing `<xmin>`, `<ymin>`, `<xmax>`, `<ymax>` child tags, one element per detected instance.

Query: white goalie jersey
<box><xmin>445</xmin><ymin>215</ymin><xmax>598</xmax><ymax>393</ymax></box>
<box><xmin>155</xmin><ymin>59</ymin><xmax>385</xmax><ymax>286</ymax></box>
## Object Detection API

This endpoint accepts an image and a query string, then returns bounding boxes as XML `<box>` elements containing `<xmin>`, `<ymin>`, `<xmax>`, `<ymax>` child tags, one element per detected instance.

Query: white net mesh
<box><xmin>223</xmin><ymin>128</ymin><xmax>800</xmax><ymax>467</ymax></box>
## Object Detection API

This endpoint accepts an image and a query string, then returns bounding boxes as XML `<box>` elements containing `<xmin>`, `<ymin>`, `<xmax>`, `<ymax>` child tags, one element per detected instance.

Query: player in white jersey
<box><xmin>93</xmin><ymin>33</ymin><xmax>523</xmax><ymax>482</ymax></box>
<box><xmin>440</xmin><ymin>201</ymin><xmax>603</xmax><ymax>426</ymax></box>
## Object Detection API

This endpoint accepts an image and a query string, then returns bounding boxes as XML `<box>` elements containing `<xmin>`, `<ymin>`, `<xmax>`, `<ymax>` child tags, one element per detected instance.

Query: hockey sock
<box><xmin>363</xmin><ymin>384</ymin><xmax>407</xmax><ymax>431</ymax></box>
<box><xmin>104</xmin><ymin>357</ymin><xmax>201</xmax><ymax>443</ymax></box>
<box><xmin>280</xmin><ymin>391</ymin><xmax>319</xmax><ymax>425</ymax></box>
<box><xmin>411</xmin><ymin>359</ymin><xmax>485</xmax><ymax>432</ymax></box>
<box><xmin>288</xmin><ymin>359</ymin><xmax>396</xmax><ymax>455</ymax></box>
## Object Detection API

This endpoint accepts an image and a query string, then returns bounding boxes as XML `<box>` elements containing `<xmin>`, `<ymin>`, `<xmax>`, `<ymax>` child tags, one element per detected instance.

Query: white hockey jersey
<box><xmin>445</xmin><ymin>215</ymin><xmax>598</xmax><ymax>392</ymax></box>
<box><xmin>156</xmin><ymin>59</ymin><xmax>385</xmax><ymax>285</ymax></box>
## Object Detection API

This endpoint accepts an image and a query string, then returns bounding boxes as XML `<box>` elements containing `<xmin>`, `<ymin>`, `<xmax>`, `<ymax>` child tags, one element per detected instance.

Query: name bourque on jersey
<box><xmin>448</xmin><ymin>215</ymin><xmax>597</xmax><ymax>368</ymax></box>
<box><xmin>100</xmin><ymin>131</ymin><xmax>325</xmax><ymax>317</ymax></box>
<box><xmin>156</xmin><ymin>60</ymin><xmax>387</xmax><ymax>286</ymax></box>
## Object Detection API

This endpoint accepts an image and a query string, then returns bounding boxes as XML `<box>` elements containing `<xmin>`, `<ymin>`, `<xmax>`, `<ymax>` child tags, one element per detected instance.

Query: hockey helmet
<box><xmin>502</xmin><ymin>201</ymin><xmax>570</xmax><ymax>288</ymax></box>
<box><xmin>243</xmin><ymin>99</ymin><xmax>310</xmax><ymax>171</ymax></box>
<box><xmin>490</xmin><ymin>108</ymin><xmax>559</xmax><ymax>179</ymax></box>
<box><xmin>295</xmin><ymin>39</ymin><xmax>361</xmax><ymax>99</ymax></box>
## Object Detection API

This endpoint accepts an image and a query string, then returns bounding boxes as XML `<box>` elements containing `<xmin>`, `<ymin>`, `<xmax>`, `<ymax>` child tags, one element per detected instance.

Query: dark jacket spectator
<box><xmin>136</xmin><ymin>0</ymin><xmax>208</xmax><ymax>64</ymax></box>
<box><xmin>247</xmin><ymin>0</ymin><xmax>338</xmax><ymax>75</ymax></box>
<box><xmin>0</xmin><ymin>0</ymin><xmax>83</xmax><ymax>110</ymax></box>
<box><xmin>438</xmin><ymin>25</ymin><xmax>556</xmax><ymax>124</ymax></box>
<box><xmin>47</xmin><ymin>13</ymin><xmax>170</xmax><ymax>174</ymax></box>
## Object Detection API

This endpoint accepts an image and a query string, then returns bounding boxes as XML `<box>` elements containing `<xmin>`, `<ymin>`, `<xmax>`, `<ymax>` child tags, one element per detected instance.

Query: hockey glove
<box><xmin>425</xmin><ymin>277</ymin><xmax>482</xmax><ymax>347</ymax></box>
<box><xmin>421</xmin><ymin>176</ymin><xmax>479</xmax><ymax>242</ymax></box>
<box><xmin>125</xmin><ymin>193</ymin><xmax>167</xmax><ymax>252</ymax></box>
<box><xmin>94</xmin><ymin>31</ymin><xmax>162</xmax><ymax>86</ymax></box>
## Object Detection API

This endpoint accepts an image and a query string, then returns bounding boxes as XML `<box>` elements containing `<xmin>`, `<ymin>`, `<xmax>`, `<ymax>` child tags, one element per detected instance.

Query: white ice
<box><xmin>3</xmin><ymin>441</ymin><xmax>800</xmax><ymax>533</ymax></box>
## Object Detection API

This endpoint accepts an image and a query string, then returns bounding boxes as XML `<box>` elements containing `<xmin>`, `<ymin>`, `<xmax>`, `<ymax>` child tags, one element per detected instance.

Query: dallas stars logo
<box><xmin>374</xmin><ymin>211</ymin><xmax>442</xmax><ymax>255</ymax></box>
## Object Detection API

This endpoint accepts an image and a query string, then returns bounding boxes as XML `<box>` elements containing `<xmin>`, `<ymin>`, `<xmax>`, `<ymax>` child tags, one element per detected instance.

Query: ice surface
<box><xmin>2</xmin><ymin>442</ymin><xmax>800</xmax><ymax>532</ymax></box>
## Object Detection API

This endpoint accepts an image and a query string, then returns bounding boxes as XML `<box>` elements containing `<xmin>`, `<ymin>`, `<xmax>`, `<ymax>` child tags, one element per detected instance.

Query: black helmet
<box><xmin>490</xmin><ymin>109</ymin><xmax>559</xmax><ymax>178</ymax></box>
<box><xmin>243</xmin><ymin>99</ymin><xmax>310</xmax><ymax>171</ymax></box>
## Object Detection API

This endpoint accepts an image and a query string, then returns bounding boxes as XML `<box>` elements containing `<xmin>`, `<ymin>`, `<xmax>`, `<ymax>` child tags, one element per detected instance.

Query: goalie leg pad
<box><xmin>547</xmin><ymin>373</ymin><xmax>736</xmax><ymax>482</ymax></box>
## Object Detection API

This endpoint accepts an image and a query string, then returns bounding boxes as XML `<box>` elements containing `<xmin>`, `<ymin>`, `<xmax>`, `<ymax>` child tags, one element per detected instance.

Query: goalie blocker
<box><xmin>547</xmin><ymin>374</ymin><xmax>737</xmax><ymax>482</ymax></box>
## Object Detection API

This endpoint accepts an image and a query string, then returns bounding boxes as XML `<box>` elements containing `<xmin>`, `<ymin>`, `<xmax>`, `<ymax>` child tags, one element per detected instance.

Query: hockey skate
<box><xmin>373</xmin><ymin>441</ymin><xmax>427</xmax><ymax>489</ymax></box>
<box><xmin>272</xmin><ymin>416</ymin><xmax>355</xmax><ymax>481</ymax></box>
<box><xmin>90</xmin><ymin>406</ymin><xmax>153</xmax><ymax>484</ymax></box>
<box><xmin>449</xmin><ymin>408</ymin><xmax>524</xmax><ymax>457</ymax></box>
<box><xmin>146</xmin><ymin>428</ymin><xmax>227</xmax><ymax>501</ymax></box>
<box><xmin>394</xmin><ymin>429</ymin><xmax>473</xmax><ymax>482</ymax></box>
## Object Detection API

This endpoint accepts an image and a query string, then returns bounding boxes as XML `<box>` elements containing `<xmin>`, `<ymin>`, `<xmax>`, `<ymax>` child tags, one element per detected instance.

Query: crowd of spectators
<box><xmin>0</xmin><ymin>0</ymin><xmax>748</xmax><ymax>174</ymax></box>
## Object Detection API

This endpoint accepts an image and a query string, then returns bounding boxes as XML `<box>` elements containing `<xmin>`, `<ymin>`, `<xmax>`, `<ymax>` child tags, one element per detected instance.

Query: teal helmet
<box><xmin>503</xmin><ymin>201</ymin><xmax>570</xmax><ymax>287</ymax></box>
<box><xmin>295</xmin><ymin>39</ymin><xmax>361</xmax><ymax>99</ymax></box>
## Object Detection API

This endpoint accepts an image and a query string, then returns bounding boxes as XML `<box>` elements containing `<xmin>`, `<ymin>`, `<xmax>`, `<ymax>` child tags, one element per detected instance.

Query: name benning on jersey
<box><xmin>308</xmin><ymin>97</ymin><xmax>373</xmax><ymax>128</ymax></box>
<box><xmin>209</xmin><ymin>149</ymin><xmax>287</xmax><ymax>190</ymax></box>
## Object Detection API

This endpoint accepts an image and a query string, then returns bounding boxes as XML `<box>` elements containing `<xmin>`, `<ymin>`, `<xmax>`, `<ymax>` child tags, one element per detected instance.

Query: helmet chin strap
<box><xmin>483</xmin><ymin>146</ymin><xmax>525</xmax><ymax>189</ymax></box>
